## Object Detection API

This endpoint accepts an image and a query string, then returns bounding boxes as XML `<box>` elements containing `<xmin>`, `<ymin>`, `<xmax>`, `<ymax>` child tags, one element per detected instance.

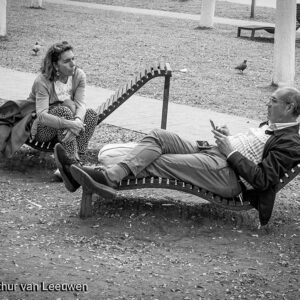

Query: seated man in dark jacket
<box><xmin>54</xmin><ymin>86</ymin><xmax>300</xmax><ymax>226</ymax></box>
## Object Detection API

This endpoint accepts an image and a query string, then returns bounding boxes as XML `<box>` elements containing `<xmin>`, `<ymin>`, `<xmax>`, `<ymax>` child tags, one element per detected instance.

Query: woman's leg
<box><xmin>35</xmin><ymin>106</ymin><xmax>78</xmax><ymax>159</ymax></box>
<box><xmin>76</xmin><ymin>108</ymin><xmax>98</xmax><ymax>154</ymax></box>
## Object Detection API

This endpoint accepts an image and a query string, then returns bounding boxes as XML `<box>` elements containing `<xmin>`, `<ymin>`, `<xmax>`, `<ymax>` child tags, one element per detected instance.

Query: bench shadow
<box><xmin>236</xmin><ymin>36</ymin><xmax>274</xmax><ymax>43</ymax></box>
<box><xmin>238</xmin><ymin>36</ymin><xmax>300</xmax><ymax>45</ymax></box>
<box><xmin>0</xmin><ymin>147</ymin><xmax>99</xmax><ymax>172</ymax></box>
<box><xmin>257</xmin><ymin>84</ymin><xmax>278</xmax><ymax>93</ymax></box>
<box><xmin>92</xmin><ymin>191</ymin><xmax>259</xmax><ymax>230</ymax></box>
<box><xmin>194</xmin><ymin>26</ymin><xmax>214</xmax><ymax>31</ymax></box>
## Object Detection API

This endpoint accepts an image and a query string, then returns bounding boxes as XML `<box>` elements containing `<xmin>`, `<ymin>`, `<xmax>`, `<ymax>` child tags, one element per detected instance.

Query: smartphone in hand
<box><xmin>196</xmin><ymin>140</ymin><xmax>213</xmax><ymax>150</ymax></box>
<box><xmin>210</xmin><ymin>119</ymin><xmax>216</xmax><ymax>130</ymax></box>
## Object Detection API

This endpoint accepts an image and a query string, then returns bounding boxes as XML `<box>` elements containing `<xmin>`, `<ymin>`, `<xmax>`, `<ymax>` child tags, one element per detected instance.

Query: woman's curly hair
<box><xmin>40</xmin><ymin>41</ymin><xmax>73</xmax><ymax>81</ymax></box>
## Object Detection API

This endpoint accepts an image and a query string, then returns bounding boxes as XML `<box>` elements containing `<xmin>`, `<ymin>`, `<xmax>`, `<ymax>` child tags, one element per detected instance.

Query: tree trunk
<box><xmin>199</xmin><ymin>0</ymin><xmax>216</xmax><ymax>28</ymax></box>
<box><xmin>272</xmin><ymin>0</ymin><xmax>296</xmax><ymax>86</ymax></box>
<box><xmin>0</xmin><ymin>0</ymin><xmax>7</xmax><ymax>37</ymax></box>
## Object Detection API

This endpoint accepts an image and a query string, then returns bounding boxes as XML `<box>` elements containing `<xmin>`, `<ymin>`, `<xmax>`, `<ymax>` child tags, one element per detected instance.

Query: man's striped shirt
<box><xmin>227</xmin><ymin>122</ymin><xmax>298</xmax><ymax>189</ymax></box>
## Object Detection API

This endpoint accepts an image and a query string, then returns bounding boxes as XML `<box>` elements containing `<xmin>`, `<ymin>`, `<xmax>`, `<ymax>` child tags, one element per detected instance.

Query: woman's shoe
<box><xmin>54</xmin><ymin>143</ymin><xmax>81</xmax><ymax>192</ymax></box>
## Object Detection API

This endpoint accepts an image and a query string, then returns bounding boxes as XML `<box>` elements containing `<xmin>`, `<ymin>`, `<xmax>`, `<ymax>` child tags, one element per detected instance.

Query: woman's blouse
<box><xmin>54</xmin><ymin>76</ymin><xmax>72</xmax><ymax>103</ymax></box>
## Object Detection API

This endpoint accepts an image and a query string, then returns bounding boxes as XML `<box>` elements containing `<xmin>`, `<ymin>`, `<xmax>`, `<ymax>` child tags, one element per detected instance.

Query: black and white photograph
<box><xmin>0</xmin><ymin>0</ymin><xmax>299</xmax><ymax>299</ymax></box>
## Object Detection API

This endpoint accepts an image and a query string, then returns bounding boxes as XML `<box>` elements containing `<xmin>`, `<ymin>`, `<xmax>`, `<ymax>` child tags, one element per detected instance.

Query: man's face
<box><xmin>267</xmin><ymin>90</ymin><xmax>291</xmax><ymax>123</ymax></box>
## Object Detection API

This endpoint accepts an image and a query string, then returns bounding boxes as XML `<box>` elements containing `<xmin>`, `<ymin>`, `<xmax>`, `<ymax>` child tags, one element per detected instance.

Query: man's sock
<box><xmin>105</xmin><ymin>163</ymin><xmax>131</xmax><ymax>185</ymax></box>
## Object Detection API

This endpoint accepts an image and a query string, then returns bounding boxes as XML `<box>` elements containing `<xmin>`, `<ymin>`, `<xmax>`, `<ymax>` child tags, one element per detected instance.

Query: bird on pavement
<box><xmin>235</xmin><ymin>60</ymin><xmax>247</xmax><ymax>73</ymax></box>
<box><xmin>32</xmin><ymin>42</ymin><xmax>41</xmax><ymax>56</ymax></box>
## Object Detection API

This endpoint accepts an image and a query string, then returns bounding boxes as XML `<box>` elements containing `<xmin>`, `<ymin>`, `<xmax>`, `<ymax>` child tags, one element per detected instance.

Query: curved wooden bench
<box><xmin>79</xmin><ymin>163</ymin><xmax>300</xmax><ymax>219</ymax></box>
<box><xmin>96</xmin><ymin>63</ymin><xmax>171</xmax><ymax>126</ymax></box>
<box><xmin>25</xmin><ymin>136</ymin><xmax>58</xmax><ymax>152</ymax></box>
<box><xmin>25</xmin><ymin>63</ymin><xmax>172</xmax><ymax>152</ymax></box>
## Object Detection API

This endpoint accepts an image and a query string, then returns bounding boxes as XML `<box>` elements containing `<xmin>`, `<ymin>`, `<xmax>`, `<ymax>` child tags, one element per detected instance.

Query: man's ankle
<box><xmin>102</xmin><ymin>169</ymin><xmax>119</xmax><ymax>188</ymax></box>
<box><xmin>105</xmin><ymin>163</ymin><xmax>131</xmax><ymax>184</ymax></box>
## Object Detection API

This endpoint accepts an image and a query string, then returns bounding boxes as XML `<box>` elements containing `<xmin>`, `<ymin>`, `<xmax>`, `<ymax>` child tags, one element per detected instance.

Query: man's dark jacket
<box><xmin>227</xmin><ymin>122</ymin><xmax>300</xmax><ymax>226</ymax></box>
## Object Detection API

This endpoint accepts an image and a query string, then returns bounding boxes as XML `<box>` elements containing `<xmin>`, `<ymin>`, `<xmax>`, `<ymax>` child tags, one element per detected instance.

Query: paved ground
<box><xmin>46</xmin><ymin>0</ymin><xmax>275</xmax><ymax>27</ymax></box>
<box><xmin>223</xmin><ymin>0</ymin><xmax>276</xmax><ymax>8</ymax></box>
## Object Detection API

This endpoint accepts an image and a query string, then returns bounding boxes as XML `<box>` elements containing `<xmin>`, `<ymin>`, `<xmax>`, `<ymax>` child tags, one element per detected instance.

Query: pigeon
<box><xmin>179</xmin><ymin>68</ymin><xmax>188</xmax><ymax>73</ymax></box>
<box><xmin>235</xmin><ymin>60</ymin><xmax>247</xmax><ymax>73</ymax></box>
<box><xmin>32</xmin><ymin>42</ymin><xmax>41</xmax><ymax>55</ymax></box>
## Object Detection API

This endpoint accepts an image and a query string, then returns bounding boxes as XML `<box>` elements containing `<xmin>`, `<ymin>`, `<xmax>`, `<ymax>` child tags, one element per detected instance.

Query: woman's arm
<box><xmin>72</xmin><ymin>68</ymin><xmax>87</xmax><ymax>121</ymax></box>
<box><xmin>33</xmin><ymin>77</ymin><xmax>73</xmax><ymax>129</ymax></box>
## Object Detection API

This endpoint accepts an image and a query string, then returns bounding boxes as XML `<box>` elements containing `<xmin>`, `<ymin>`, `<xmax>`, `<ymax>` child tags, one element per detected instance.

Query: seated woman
<box><xmin>28</xmin><ymin>41</ymin><xmax>98</xmax><ymax>176</ymax></box>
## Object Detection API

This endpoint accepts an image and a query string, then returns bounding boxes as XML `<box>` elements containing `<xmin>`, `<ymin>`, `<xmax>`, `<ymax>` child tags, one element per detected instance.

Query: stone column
<box><xmin>199</xmin><ymin>0</ymin><xmax>216</xmax><ymax>28</ymax></box>
<box><xmin>272</xmin><ymin>0</ymin><xmax>296</xmax><ymax>86</ymax></box>
<box><xmin>0</xmin><ymin>0</ymin><xmax>7</xmax><ymax>37</ymax></box>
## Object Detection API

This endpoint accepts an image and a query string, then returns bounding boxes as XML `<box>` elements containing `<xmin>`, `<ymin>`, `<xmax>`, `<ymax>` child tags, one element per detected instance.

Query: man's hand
<box><xmin>213</xmin><ymin>129</ymin><xmax>234</xmax><ymax>157</ymax></box>
<box><xmin>215</xmin><ymin>125</ymin><xmax>230</xmax><ymax>136</ymax></box>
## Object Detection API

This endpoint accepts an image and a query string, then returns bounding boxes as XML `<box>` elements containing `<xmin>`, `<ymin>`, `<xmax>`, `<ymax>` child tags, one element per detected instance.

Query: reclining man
<box><xmin>55</xmin><ymin>86</ymin><xmax>300</xmax><ymax>226</ymax></box>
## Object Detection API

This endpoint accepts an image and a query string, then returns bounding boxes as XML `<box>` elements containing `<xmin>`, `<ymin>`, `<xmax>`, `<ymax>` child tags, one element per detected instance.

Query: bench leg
<box><xmin>251</xmin><ymin>29</ymin><xmax>255</xmax><ymax>40</ymax></box>
<box><xmin>80</xmin><ymin>188</ymin><xmax>93</xmax><ymax>219</ymax></box>
<box><xmin>161</xmin><ymin>75</ymin><xmax>171</xmax><ymax>130</ymax></box>
<box><xmin>237</xmin><ymin>28</ymin><xmax>241</xmax><ymax>37</ymax></box>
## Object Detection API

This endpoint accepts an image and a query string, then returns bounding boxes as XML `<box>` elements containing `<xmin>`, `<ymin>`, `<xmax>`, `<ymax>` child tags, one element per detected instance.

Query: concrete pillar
<box><xmin>0</xmin><ymin>0</ymin><xmax>7</xmax><ymax>37</ymax></box>
<box><xmin>272</xmin><ymin>0</ymin><xmax>296</xmax><ymax>86</ymax></box>
<box><xmin>199</xmin><ymin>0</ymin><xmax>216</xmax><ymax>28</ymax></box>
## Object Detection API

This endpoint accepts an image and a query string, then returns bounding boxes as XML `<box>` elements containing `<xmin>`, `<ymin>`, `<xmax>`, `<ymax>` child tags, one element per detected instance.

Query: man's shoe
<box><xmin>54</xmin><ymin>143</ymin><xmax>80</xmax><ymax>192</ymax></box>
<box><xmin>80</xmin><ymin>166</ymin><xmax>118</xmax><ymax>188</ymax></box>
<box><xmin>70</xmin><ymin>165</ymin><xmax>116</xmax><ymax>197</ymax></box>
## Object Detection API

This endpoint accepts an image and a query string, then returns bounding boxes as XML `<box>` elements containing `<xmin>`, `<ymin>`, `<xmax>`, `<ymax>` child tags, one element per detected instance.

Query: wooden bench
<box><xmin>237</xmin><ymin>25</ymin><xmax>275</xmax><ymax>39</ymax></box>
<box><xmin>25</xmin><ymin>63</ymin><xmax>172</xmax><ymax>152</ymax></box>
<box><xmin>79</xmin><ymin>163</ymin><xmax>300</xmax><ymax>219</ymax></box>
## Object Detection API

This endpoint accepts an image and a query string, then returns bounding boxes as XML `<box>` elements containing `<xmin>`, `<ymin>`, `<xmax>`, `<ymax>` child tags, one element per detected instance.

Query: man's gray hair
<box><xmin>278</xmin><ymin>86</ymin><xmax>300</xmax><ymax>117</ymax></box>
